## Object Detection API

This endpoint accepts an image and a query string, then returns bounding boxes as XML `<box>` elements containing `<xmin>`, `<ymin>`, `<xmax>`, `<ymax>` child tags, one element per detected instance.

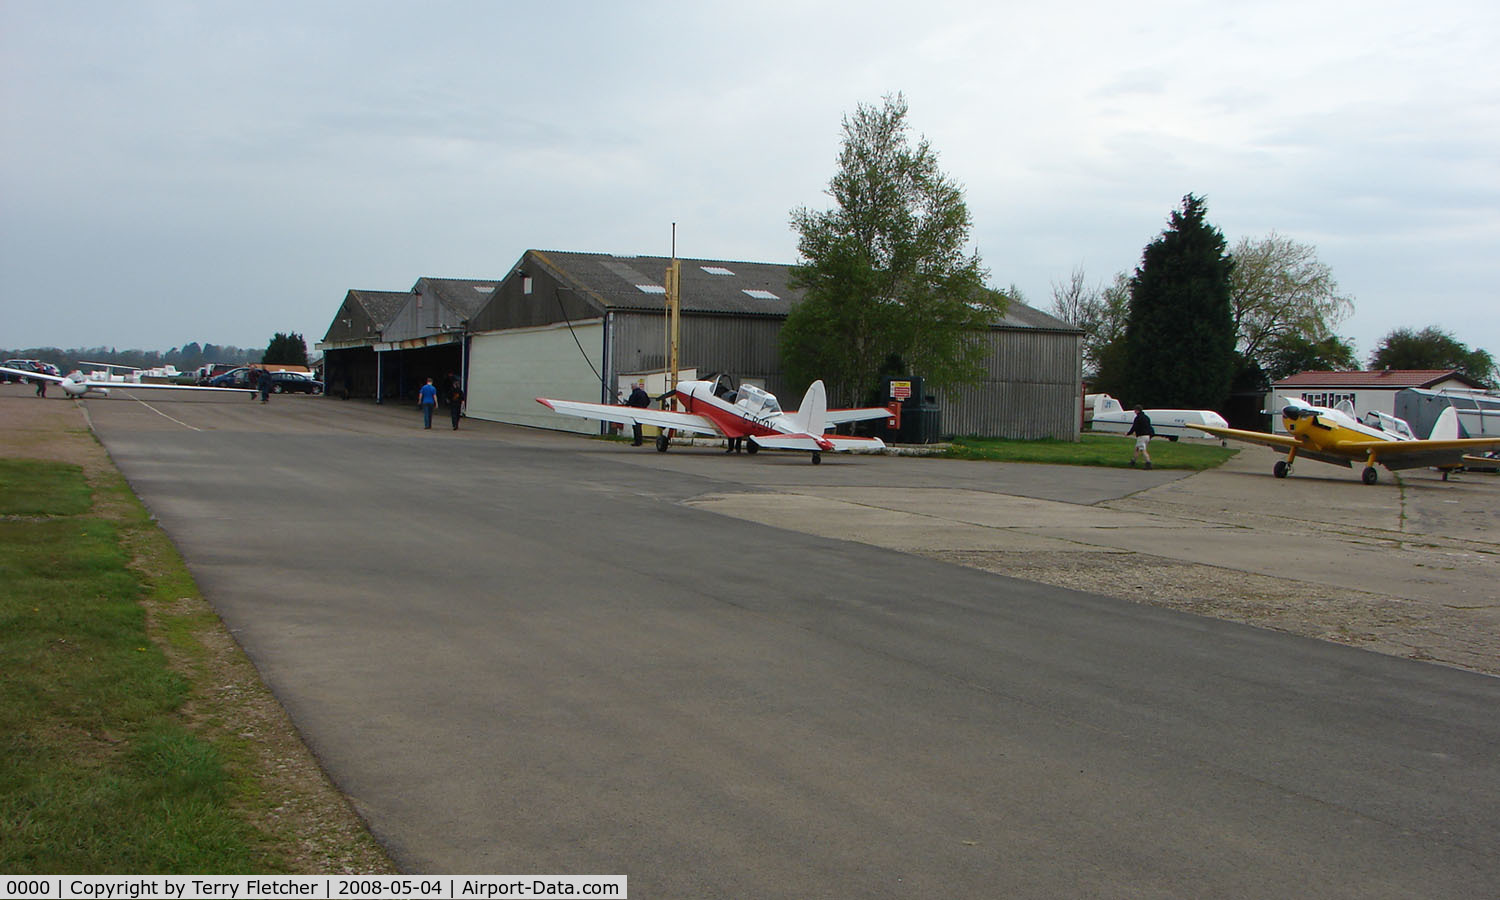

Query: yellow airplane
<box><xmin>1188</xmin><ymin>397</ymin><xmax>1500</xmax><ymax>485</ymax></box>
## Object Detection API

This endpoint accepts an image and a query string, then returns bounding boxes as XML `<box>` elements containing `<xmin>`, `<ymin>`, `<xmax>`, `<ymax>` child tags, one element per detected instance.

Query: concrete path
<box><xmin>73</xmin><ymin>389</ymin><xmax>1500</xmax><ymax>898</ymax></box>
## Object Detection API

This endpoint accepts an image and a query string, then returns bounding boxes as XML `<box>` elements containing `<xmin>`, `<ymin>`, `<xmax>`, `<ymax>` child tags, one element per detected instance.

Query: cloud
<box><xmin>2</xmin><ymin>0</ymin><xmax>1497</xmax><ymax>358</ymax></box>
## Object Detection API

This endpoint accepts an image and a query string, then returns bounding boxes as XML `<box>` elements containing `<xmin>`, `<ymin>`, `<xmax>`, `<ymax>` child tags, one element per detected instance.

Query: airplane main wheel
<box><xmin>1362</xmin><ymin>466</ymin><xmax>1378</xmax><ymax>485</ymax></box>
<box><xmin>745</xmin><ymin>440</ymin><xmax>758</xmax><ymax>455</ymax></box>
<box><xmin>1273</xmin><ymin>461</ymin><xmax>1289</xmax><ymax>479</ymax></box>
<box><xmin>655</xmin><ymin>434</ymin><xmax>670</xmax><ymax>453</ymax></box>
<box><xmin>811</xmin><ymin>451</ymin><xmax>822</xmax><ymax>465</ymax></box>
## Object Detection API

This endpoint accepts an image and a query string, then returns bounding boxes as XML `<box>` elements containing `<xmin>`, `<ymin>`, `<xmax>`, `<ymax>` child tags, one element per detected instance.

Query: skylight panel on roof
<box><xmin>635</xmin><ymin>284</ymin><xmax>667</xmax><ymax>294</ymax></box>
<box><xmin>742</xmin><ymin>289</ymin><xmax>780</xmax><ymax>301</ymax></box>
<box><xmin>472</xmin><ymin>285</ymin><xmax>493</xmax><ymax>292</ymax></box>
<box><xmin>701</xmin><ymin>266</ymin><xmax>735</xmax><ymax>276</ymax></box>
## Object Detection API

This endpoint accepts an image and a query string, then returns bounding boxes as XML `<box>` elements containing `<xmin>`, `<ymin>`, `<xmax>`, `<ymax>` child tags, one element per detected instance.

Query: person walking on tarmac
<box><xmin>1126</xmin><ymin>405</ymin><xmax>1154</xmax><ymax>469</ymax></box>
<box><xmin>625</xmin><ymin>381</ymin><xmax>650</xmax><ymax>445</ymax></box>
<box><xmin>449</xmin><ymin>380</ymin><xmax>465</xmax><ymax>430</ymax></box>
<box><xmin>258</xmin><ymin>368</ymin><xmax>273</xmax><ymax>404</ymax></box>
<box><xmin>418</xmin><ymin>378</ymin><xmax>438</xmax><ymax>429</ymax></box>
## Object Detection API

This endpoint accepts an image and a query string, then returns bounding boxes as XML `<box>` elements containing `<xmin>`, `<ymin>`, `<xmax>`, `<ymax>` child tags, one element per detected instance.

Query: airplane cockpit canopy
<box><xmin>735</xmin><ymin>383</ymin><xmax>781</xmax><ymax>416</ymax></box>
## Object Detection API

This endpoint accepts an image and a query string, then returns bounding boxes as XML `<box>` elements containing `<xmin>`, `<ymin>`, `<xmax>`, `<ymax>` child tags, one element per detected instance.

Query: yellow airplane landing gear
<box><xmin>1362</xmin><ymin>466</ymin><xmax>1379</xmax><ymax>485</ymax></box>
<box><xmin>1275</xmin><ymin>447</ymin><xmax>1297</xmax><ymax>479</ymax></box>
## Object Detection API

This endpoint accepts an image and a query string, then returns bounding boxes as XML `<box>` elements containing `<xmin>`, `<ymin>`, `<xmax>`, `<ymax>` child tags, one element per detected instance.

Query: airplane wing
<box><xmin>825</xmin><ymin>406</ymin><xmax>892</xmax><ymax>426</ymax></box>
<box><xmin>3</xmin><ymin>366</ymin><xmax>253</xmax><ymax>395</ymax></box>
<box><xmin>1339</xmin><ymin>436</ymin><xmax>1500</xmax><ymax>471</ymax></box>
<box><xmin>536</xmin><ymin>397</ymin><xmax>721</xmax><ymax>437</ymax></box>
<box><xmin>96</xmin><ymin>381</ymin><xmax>254</xmax><ymax>395</ymax></box>
<box><xmin>1187</xmin><ymin>423</ymin><xmax>1300</xmax><ymax>450</ymax></box>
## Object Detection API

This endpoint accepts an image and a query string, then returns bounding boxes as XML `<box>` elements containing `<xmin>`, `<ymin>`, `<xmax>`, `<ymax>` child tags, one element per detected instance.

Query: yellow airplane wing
<box><xmin>1337</xmin><ymin>436</ymin><xmax>1500</xmax><ymax>471</ymax></box>
<box><xmin>1187</xmin><ymin>423</ymin><xmax>1300</xmax><ymax>450</ymax></box>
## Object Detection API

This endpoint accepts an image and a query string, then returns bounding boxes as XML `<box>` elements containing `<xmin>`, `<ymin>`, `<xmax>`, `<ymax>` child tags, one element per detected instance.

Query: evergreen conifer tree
<box><xmin>1123</xmin><ymin>195</ymin><xmax>1236</xmax><ymax>409</ymax></box>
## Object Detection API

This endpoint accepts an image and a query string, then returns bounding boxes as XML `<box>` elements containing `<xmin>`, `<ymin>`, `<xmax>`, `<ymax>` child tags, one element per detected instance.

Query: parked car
<box><xmin>208</xmin><ymin>367</ymin><xmax>252</xmax><ymax>388</ymax></box>
<box><xmin>2</xmin><ymin>359</ymin><xmax>60</xmax><ymax>382</ymax></box>
<box><xmin>196</xmin><ymin>363</ymin><xmax>239</xmax><ymax>384</ymax></box>
<box><xmin>268</xmin><ymin>372</ymin><xmax>323</xmax><ymax>394</ymax></box>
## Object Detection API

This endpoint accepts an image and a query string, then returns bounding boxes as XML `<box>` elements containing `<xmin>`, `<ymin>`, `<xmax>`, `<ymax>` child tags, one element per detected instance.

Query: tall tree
<box><xmin>1049</xmin><ymin>268</ymin><xmax>1129</xmax><ymax>380</ymax></box>
<box><xmin>1229</xmin><ymin>232</ymin><xmax>1353</xmax><ymax>367</ymax></box>
<box><xmin>1123</xmin><ymin>194</ymin><xmax>1236</xmax><ymax>409</ymax></box>
<box><xmin>262</xmin><ymin>332</ymin><xmax>309</xmax><ymax>366</ymax></box>
<box><xmin>783</xmin><ymin>93</ymin><xmax>1007</xmax><ymax>406</ymax></box>
<box><xmin>1369</xmin><ymin>326</ymin><xmax>1496</xmax><ymax>386</ymax></box>
<box><xmin>1262</xmin><ymin>332</ymin><xmax>1359</xmax><ymax>381</ymax></box>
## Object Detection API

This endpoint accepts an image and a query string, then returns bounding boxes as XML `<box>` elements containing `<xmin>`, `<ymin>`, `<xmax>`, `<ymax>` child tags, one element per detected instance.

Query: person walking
<box><xmin>625</xmin><ymin>381</ymin><xmax>650</xmax><ymax>445</ymax></box>
<box><xmin>1126</xmin><ymin>405</ymin><xmax>1154</xmax><ymax>469</ymax></box>
<box><xmin>258</xmin><ymin>369</ymin><xmax>273</xmax><ymax>404</ymax></box>
<box><xmin>449</xmin><ymin>380</ymin><xmax>465</xmax><ymax>430</ymax></box>
<box><xmin>419</xmin><ymin>377</ymin><xmax>438</xmax><ymax>429</ymax></box>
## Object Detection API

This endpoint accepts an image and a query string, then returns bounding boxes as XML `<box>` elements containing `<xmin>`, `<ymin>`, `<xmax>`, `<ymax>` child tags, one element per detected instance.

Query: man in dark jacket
<box><xmin>1126</xmin><ymin>406</ymin><xmax>1154</xmax><ymax>469</ymax></box>
<box><xmin>626</xmin><ymin>382</ymin><xmax>650</xmax><ymax>446</ymax></box>
<box><xmin>449</xmin><ymin>381</ymin><xmax>465</xmax><ymax>430</ymax></box>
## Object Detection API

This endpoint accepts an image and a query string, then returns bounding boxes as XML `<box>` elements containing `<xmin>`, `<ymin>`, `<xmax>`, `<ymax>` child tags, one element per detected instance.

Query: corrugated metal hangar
<box><xmin>317</xmin><ymin>250</ymin><xmax>1082</xmax><ymax>440</ymax></box>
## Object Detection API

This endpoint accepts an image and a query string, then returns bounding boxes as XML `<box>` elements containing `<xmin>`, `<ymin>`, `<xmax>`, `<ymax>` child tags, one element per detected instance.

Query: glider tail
<box><xmin>1431</xmin><ymin>406</ymin><xmax>1464</xmax><ymax>440</ymax></box>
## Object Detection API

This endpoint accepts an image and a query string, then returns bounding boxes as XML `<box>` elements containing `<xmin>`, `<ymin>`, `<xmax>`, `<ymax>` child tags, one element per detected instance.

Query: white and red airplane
<box><xmin>537</xmin><ymin>376</ymin><xmax>888</xmax><ymax>464</ymax></box>
<box><xmin>0</xmin><ymin>365</ymin><xmax>254</xmax><ymax>399</ymax></box>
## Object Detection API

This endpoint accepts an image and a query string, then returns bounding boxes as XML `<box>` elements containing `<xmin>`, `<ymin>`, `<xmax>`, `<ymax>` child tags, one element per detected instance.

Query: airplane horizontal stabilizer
<box><xmin>824</xmin><ymin>407</ymin><xmax>891</xmax><ymax>426</ymax></box>
<box><xmin>752</xmin><ymin>433</ymin><xmax>886</xmax><ymax>453</ymax></box>
<box><xmin>751</xmin><ymin>434</ymin><xmax>835</xmax><ymax>452</ymax></box>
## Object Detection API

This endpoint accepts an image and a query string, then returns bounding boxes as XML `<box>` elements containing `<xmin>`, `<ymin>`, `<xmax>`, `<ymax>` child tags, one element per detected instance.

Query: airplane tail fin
<box><xmin>790</xmin><ymin>380</ymin><xmax>829</xmax><ymax>435</ymax></box>
<box><xmin>1431</xmin><ymin>406</ymin><xmax>1466</xmax><ymax>440</ymax></box>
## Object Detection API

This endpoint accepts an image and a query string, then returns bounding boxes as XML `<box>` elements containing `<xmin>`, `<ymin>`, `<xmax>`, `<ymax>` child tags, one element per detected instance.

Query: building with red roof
<box><xmin>1269</xmin><ymin>369</ymin><xmax>1487</xmax><ymax>432</ymax></box>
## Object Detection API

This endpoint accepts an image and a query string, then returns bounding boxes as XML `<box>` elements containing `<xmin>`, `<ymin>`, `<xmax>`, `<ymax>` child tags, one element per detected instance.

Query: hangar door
<box><xmin>467</xmin><ymin>321</ymin><xmax>605</xmax><ymax>433</ymax></box>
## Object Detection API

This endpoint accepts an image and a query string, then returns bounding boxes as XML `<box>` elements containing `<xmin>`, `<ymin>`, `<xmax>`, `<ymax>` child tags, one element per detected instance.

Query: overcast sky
<box><xmin>3</xmin><ymin>0</ymin><xmax>1496</xmax><ymax>363</ymax></box>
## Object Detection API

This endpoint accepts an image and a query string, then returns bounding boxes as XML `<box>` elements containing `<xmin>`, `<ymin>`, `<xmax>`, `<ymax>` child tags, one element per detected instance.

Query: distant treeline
<box><xmin>1</xmin><ymin>342</ymin><xmax>261</xmax><ymax>374</ymax></box>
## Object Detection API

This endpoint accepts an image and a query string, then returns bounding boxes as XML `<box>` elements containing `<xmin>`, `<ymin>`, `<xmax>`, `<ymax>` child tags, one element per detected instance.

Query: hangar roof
<box><xmin>412</xmin><ymin>277</ymin><xmax>499</xmax><ymax>322</ymax></box>
<box><xmin>350</xmin><ymin>290</ymin><xmax>409</xmax><ymax>328</ymax></box>
<box><xmin>528</xmin><ymin>251</ymin><xmax>804</xmax><ymax>317</ymax></box>
<box><xmin>522</xmin><ymin>250</ymin><xmax>1077</xmax><ymax>331</ymax></box>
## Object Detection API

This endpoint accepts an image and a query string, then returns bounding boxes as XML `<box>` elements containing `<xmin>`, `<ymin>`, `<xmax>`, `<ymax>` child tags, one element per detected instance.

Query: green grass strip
<box><xmin>0</xmin><ymin>459</ymin><xmax>93</xmax><ymax>516</ymax></box>
<box><xmin>0</xmin><ymin>468</ymin><xmax>273</xmax><ymax>873</ymax></box>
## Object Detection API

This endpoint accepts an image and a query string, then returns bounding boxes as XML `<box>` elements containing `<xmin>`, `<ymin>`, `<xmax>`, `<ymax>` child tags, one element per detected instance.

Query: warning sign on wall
<box><xmin>889</xmin><ymin>380</ymin><xmax>912</xmax><ymax>400</ymax></box>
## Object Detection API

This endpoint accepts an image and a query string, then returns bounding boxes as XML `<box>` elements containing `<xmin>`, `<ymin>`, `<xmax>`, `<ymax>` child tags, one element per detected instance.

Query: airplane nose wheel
<box><xmin>1362</xmin><ymin>466</ymin><xmax>1378</xmax><ymax>485</ymax></box>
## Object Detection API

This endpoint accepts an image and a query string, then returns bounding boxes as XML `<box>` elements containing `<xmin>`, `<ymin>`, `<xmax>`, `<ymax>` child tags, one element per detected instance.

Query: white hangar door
<box><xmin>466</xmin><ymin>321</ymin><xmax>605</xmax><ymax>433</ymax></box>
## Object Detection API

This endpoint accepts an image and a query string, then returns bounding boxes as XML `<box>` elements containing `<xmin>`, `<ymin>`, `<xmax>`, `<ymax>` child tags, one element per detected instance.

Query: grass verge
<box><xmin>0</xmin><ymin>450</ymin><xmax>393</xmax><ymax>873</ymax></box>
<box><xmin>944</xmin><ymin>432</ymin><xmax>1237</xmax><ymax>470</ymax></box>
<box><xmin>0</xmin><ymin>460</ymin><xmax>277</xmax><ymax>872</ymax></box>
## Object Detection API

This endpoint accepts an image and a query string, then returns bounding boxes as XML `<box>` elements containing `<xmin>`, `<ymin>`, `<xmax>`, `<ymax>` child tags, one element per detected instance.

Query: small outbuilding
<box><xmin>1269</xmin><ymin>369</ymin><xmax>1489</xmax><ymax>433</ymax></box>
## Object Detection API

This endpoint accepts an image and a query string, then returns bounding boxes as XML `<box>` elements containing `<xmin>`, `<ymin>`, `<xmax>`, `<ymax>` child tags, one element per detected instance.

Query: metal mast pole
<box><xmin>666</xmin><ymin>223</ymin><xmax>681</xmax><ymax>410</ymax></box>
